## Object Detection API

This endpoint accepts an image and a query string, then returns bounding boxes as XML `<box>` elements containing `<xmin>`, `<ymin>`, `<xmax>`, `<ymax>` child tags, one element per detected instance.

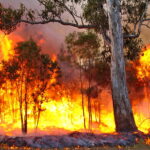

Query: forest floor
<box><xmin>0</xmin><ymin>140</ymin><xmax>150</xmax><ymax>150</ymax></box>
<box><xmin>0</xmin><ymin>132</ymin><xmax>149</xmax><ymax>150</ymax></box>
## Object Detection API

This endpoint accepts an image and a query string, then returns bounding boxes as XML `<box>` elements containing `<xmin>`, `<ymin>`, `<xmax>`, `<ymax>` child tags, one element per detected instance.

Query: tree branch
<box><xmin>55</xmin><ymin>0</ymin><xmax>79</xmax><ymax>25</ymax></box>
<box><xmin>124</xmin><ymin>0</ymin><xmax>150</xmax><ymax>39</ymax></box>
<box><xmin>20</xmin><ymin>18</ymin><xmax>96</xmax><ymax>29</ymax></box>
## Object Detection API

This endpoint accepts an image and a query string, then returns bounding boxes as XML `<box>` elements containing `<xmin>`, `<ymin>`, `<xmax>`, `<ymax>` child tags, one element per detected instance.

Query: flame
<box><xmin>51</xmin><ymin>54</ymin><xmax>57</xmax><ymax>62</ymax></box>
<box><xmin>0</xmin><ymin>32</ymin><xmax>150</xmax><ymax>135</ymax></box>
<box><xmin>146</xmin><ymin>138</ymin><xmax>150</xmax><ymax>145</ymax></box>
<box><xmin>0</xmin><ymin>32</ymin><xmax>14</xmax><ymax>60</ymax></box>
<box><xmin>137</xmin><ymin>45</ymin><xmax>150</xmax><ymax>81</ymax></box>
<box><xmin>134</xmin><ymin>45</ymin><xmax>150</xmax><ymax>133</ymax></box>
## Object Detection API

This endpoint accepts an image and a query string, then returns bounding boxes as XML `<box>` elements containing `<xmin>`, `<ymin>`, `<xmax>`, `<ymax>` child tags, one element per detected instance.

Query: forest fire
<box><xmin>137</xmin><ymin>45</ymin><xmax>150</xmax><ymax>81</ymax></box>
<box><xmin>0</xmin><ymin>32</ymin><xmax>13</xmax><ymax>60</ymax></box>
<box><xmin>0</xmin><ymin>32</ymin><xmax>149</xmax><ymax>138</ymax></box>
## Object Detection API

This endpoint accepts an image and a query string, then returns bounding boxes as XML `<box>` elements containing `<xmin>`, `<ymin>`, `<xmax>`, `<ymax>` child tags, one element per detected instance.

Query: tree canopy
<box><xmin>0</xmin><ymin>0</ymin><xmax>150</xmax><ymax>40</ymax></box>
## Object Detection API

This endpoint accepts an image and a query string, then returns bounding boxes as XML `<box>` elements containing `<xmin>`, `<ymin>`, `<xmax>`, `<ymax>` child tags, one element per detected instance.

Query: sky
<box><xmin>0</xmin><ymin>0</ymin><xmax>150</xmax><ymax>53</ymax></box>
<box><xmin>0</xmin><ymin>0</ymin><xmax>79</xmax><ymax>55</ymax></box>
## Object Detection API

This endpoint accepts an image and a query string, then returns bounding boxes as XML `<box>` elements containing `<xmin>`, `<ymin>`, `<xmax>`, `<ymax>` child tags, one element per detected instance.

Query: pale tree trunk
<box><xmin>107</xmin><ymin>0</ymin><xmax>137</xmax><ymax>132</ymax></box>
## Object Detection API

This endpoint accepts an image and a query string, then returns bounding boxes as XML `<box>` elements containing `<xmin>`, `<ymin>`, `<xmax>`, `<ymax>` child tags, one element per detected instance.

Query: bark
<box><xmin>88</xmin><ymin>95</ymin><xmax>92</xmax><ymax>130</ymax></box>
<box><xmin>107</xmin><ymin>0</ymin><xmax>137</xmax><ymax>132</ymax></box>
<box><xmin>36</xmin><ymin>108</ymin><xmax>41</xmax><ymax>130</ymax></box>
<box><xmin>79</xmin><ymin>60</ymin><xmax>86</xmax><ymax>129</ymax></box>
<box><xmin>24</xmin><ymin>101</ymin><xmax>28</xmax><ymax>134</ymax></box>
<box><xmin>98</xmin><ymin>101</ymin><xmax>101</xmax><ymax>124</ymax></box>
<box><xmin>87</xmin><ymin>59</ymin><xmax>92</xmax><ymax>130</ymax></box>
<box><xmin>23</xmin><ymin>77</ymin><xmax>28</xmax><ymax>134</ymax></box>
<box><xmin>19</xmin><ymin>72</ymin><xmax>28</xmax><ymax>134</ymax></box>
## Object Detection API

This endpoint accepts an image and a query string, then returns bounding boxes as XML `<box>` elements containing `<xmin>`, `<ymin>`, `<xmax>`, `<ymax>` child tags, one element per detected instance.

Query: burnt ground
<box><xmin>0</xmin><ymin>131</ymin><xmax>149</xmax><ymax>149</ymax></box>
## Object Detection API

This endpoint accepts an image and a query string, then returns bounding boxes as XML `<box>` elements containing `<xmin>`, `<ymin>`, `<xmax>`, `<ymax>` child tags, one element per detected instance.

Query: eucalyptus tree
<box><xmin>0</xmin><ymin>0</ymin><xmax>149</xmax><ymax>132</ymax></box>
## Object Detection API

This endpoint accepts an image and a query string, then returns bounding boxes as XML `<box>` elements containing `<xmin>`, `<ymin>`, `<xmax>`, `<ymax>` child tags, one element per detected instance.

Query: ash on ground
<box><xmin>0</xmin><ymin>131</ymin><xmax>149</xmax><ymax>148</ymax></box>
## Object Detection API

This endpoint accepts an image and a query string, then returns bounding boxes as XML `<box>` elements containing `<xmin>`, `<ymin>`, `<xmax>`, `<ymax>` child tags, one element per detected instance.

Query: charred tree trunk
<box><xmin>10</xmin><ymin>82</ymin><xmax>15</xmax><ymax>121</ymax></box>
<box><xmin>79</xmin><ymin>59</ymin><xmax>86</xmax><ymax>129</ymax></box>
<box><xmin>107</xmin><ymin>0</ymin><xmax>137</xmax><ymax>132</ymax></box>
<box><xmin>24</xmin><ymin>101</ymin><xmax>28</xmax><ymax>134</ymax></box>
<box><xmin>98</xmin><ymin>100</ymin><xmax>101</xmax><ymax>124</ymax></box>
<box><xmin>19</xmin><ymin>99</ymin><xmax>24</xmax><ymax>134</ymax></box>
<box><xmin>23</xmin><ymin>79</ymin><xmax>28</xmax><ymax>134</ymax></box>
<box><xmin>19</xmin><ymin>74</ymin><xmax>28</xmax><ymax>135</ymax></box>
<box><xmin>88</xmin><ymin>94</ymin><xmax>92</xmax><ymax>130</ymax></box>
<box><xmin>35</xmin><ymin>108</ymin><xmax>41</xmax><ymax>130</ymax></box>
<box><xmin>87</xmin><ymin>58</ymin><xmax>92</xmax><ymax>130</ymax></box>
<box><xmin>18</xmin><ymin>83</ymin><xmax>24</xmax><ymax>134</ymax></box>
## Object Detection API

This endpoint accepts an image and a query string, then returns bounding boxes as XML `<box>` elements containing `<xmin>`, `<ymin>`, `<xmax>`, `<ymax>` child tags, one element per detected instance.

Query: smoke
<box><xmin>0</xmin><ymin>0</ymin><xmax>40</xmax><ymax>8</ymax></box>
<box><xmin>0</xmin><ymin>0</ymin><xmax>78</xmax><ymax>56</ymax></box>
<box><xmin>140</xmin><ymin>27</ymin><xmax>150</xmax><ymax>45</ymax></box>
<box><xmin>1</xmin><ymin>0</ymin><xmax>150</xmax><ymax>52</ymax></box>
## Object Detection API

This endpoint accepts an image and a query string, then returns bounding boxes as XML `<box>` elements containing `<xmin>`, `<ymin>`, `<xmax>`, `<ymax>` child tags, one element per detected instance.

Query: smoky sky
<box><xmin>0</xmin><ymin>0</ymin><xmax>79</xmax><ymax>56</ymax></box>
<box><xmin>0</xmin><ymin>0</ymin><xmax>150</xmax><ymax>54</ymax></box>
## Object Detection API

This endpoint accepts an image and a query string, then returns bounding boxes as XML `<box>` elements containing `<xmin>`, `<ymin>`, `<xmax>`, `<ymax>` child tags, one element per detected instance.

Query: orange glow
<box><xmin>146</xmin><ymin>138</ymin><xmax>150</xmax><ymax>145</ymax></box>
<box><xmin>0</xmin><ymin>33</ymin><xmax>150</xmax><ymax>135</ymax></box>
<box><xmin>51</xmin><ymin>54</ymin><xmax>57</xmax><ymax>62</ymax></box>
<box><xmin>137</xmin><ymin>45</ymin><xmax>150</xmax><ymax>81</ymax></box>
<box><xmin>0</xmin><ymin>32</ymin><xmax>14</xmax><ymax>60</ymax></box>
<box><xmin>134</xmin><ymin>45</ymin><xmax>150</xmax><ymax>134</ymax></box>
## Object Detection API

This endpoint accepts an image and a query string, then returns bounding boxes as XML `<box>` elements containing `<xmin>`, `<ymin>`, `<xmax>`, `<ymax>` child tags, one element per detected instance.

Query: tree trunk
<box><xmin>23</xmin><ymin>80</ymin><xmax>28</xmax><ymax>134</ymax></box>
<box><xmin>87</xmin><ymin>58</ymin><xmax>92</xmax><ymax>130</ymax></box>
<box><xmin>79</xmin><ymin>60</ymin><xmax>86</xmax><ymax>129</ymax></box>
<box><xmin>24</xmin><ymin>101</ymin><xmax>28</xmax><ymax>134</ymax></box>
<box><xmin>107</xmin><ymin>0</ymin><xmax>137</xmax><ymax>132</ymax></box>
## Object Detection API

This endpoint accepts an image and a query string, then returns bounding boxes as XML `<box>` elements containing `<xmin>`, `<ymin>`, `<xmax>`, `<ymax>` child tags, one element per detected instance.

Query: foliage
<box><xmin>64</xmin><ymin>30</ymin><xmax>142</xmax><ymax>88</ymax></box>
<box><xmin>0</xmin><ymin>0</ymin><xmax>148</xmax><ymax>32</ymax></box>
<box><xmin>0</xmin><ymin>0</ymin><xmax>145</xmax><ymax>60</ymax></box>
<box><xmin>121</xmin><ymin>0</ymin><xmax>147</xmax><ymax>25</ymax></box>
<box><xmin>0</xmin><ymin>3</ymin><xmax>25</xmax><ymax>33</ymax></box>
<box><xmin>83</xmin><ymin>0</ymin><xmax>108</xmax><ymax>31</ymax></box>
<box><xmin>124</xmin><ymin>37</ymin><xmax>143</xmax><ymax>60</ymax></box>
<box><xmin>83</xmin><ymin>0</ymin><xmax>148</xmax><ymax>32</ymax></box>
<box><xmin>65</xmin><ymin>31</ymin><xmax>100</xmax><ymax>66</ymax></box>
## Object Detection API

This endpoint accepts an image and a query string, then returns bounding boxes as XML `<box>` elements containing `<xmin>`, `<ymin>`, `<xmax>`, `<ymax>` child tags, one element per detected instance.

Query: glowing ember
<box><xmin>0</xmin><ymin>32</ymin><xmax>150</xmax><ymax>135</ymax></box>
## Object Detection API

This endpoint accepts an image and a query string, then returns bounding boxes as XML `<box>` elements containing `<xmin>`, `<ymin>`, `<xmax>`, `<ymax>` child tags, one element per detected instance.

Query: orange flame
<box><xmin>137</xmin><ymin>45</ymin><xmax>150</xmax><ymax>81</ymax></box>
<box><xmin>0</xmin><ymin>32</ymin><xmax>150</xmax><ymax>135</ymax></box>
<box><xmin>134</xmin><ymin>45</ymin><xmax>150</xmax><ymax>133</ymax></box>
<box><xmin>146</xmin><ymin>138</ymin><xmax>150</xmax><ymax>145</ymax></box>
<box><xmin>0</xmin><ymin>32</ymin><xmax>14</xmax><ymax>60</ymax></box>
